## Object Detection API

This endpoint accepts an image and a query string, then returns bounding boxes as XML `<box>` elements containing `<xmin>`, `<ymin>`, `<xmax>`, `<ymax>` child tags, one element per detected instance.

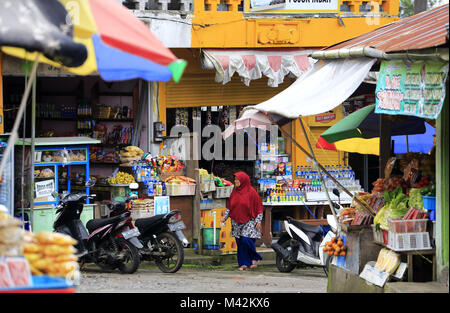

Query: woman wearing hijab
<box><xmin>221</xmin><ymin>171</ymin><xmax>264</xmax><ymax>270</ymax></box>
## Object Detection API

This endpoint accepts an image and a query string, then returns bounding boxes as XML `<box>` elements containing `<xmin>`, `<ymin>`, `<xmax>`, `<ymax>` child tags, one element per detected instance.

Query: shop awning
<box><xmin>222</xmin><ymin>57</ymin><xmax>376</xmax><ymax>138</ymax></box>
<box><xmin>245</xmin><ymin>57</ymin><xmax>376</xmax><ymax>119</ymax></box>
<box><xmin>202</xmin><ymin>48</ymin><xmax>316</xmax><ymax>88</ymax></box>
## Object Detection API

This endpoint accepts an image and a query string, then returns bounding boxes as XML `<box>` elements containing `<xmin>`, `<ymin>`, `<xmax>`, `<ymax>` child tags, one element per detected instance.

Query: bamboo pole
<box><xmin>0</xmin><ymin>53</ymin><xmax>40</xmax><ymax>180</ymax></box>
<box><xmin>298</xmin><ymin>117</ymin><xmax>340</xmax><ymax>232</ymax></box>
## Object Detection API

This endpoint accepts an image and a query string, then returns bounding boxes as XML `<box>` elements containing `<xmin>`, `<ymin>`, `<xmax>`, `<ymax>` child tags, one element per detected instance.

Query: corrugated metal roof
<box><xmin>325</xmin><ymin>4</ymin><xmax>449</xmax><ymax>53</ymax></box>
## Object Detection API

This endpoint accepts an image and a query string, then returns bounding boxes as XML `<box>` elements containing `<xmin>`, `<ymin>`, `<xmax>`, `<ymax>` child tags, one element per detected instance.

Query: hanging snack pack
<box><xmin>22</xmin><ymin>232</ymin><xmax>79</xmax><ymax>278</ymax></box>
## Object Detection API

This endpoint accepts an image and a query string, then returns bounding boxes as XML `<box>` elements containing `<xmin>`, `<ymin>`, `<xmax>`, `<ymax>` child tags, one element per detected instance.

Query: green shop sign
<box><xmin>375</xmin><ymin>60</ymin><xmax>449</xmax><ymax>119</ymax></box>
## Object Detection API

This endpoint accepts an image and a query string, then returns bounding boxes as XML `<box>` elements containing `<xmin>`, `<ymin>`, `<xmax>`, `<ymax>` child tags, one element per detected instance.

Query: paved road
<box><xmin>76</xmin><ymin>264</ymin><xmax>328</xmax><ymax>293</ymax></box>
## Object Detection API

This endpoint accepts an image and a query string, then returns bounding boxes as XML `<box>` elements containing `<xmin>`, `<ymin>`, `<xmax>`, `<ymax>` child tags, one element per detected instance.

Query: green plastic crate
<box><xmin>23</xmin><ymin>207</ymin><xmax>56</xmax><ymax>233</ymax></box>
<box><xmin>23</xmin><ymin>204</ymin><xmax>94</xmax><ymax>233</ymax></box>
<box><xmin>80</xmin><ymin>204</ymin><xmax>94</xmax><ymax>226</ymax></box>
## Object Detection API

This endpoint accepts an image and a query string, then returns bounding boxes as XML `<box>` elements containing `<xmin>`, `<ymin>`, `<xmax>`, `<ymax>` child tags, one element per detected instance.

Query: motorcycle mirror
<box><xmin>85</xmin><ymin>179</ymin><xmax>96</xmax><ymax>188</ymax></box>
<box><xmin>332</xmin><ymin>188</ymin><xmax>340</xmax><ymax>197</ymax></box>
<box><xmin>51</xmin><ymin>191</ymin><xmax>59</xmax><ymax>198</ymax></box>
<box><xmin>129</xmin><ymin>182</ymin><xmax>139</xmax><ymax>190</ymax></box>
<box><xmin>332</xmin><ymin>201</ymin><xmax>340</xmax><ymax>210</ymax></box>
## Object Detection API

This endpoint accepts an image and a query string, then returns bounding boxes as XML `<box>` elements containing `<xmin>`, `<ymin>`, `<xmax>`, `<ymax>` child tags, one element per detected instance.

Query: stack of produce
<box><xmin>403</xmin><ymin>207</ymin><xmax>427</xmax><ymax>220</ymax></box>
<box><xmin>374</xmin><ymin>248</ymin><xmax>401</xmax><ymax>274</ymax></box>
<box><xmin>367</xmin><ymin>194</ymin><xmax>385</xmax><ymax>213</ymax></box>
<box><xmin>371</xmin><ymin>178</ymin><xmax>385</xmax><ymax>195</ymax></box>
<box><xmin>22</xmin><ymin>232</ymin><xmax>78</xmax><ymax>278</ymax></box>
<box><xmin>0</xmin><ymin>212</ymin><xmax>24</xmax><ymax>257</ymax></box>
<box><xmin>120</xmin><ymin>146</ymin><xmax>144</xmax><ymax>167</ymax></box>
<box><xmin>323</xmin><ymin>237</ymin><xmax>347</xmax><ymax>257</ymax></box>
<box><xmin>338</xmin><ymin>208</ymin><xmax>356</xmax><ymax>225</ymax></box>
<box><xmin>350</xmin><ymin>211</ymin><xmax>373</xmax><ymax>226</ymax></box>
<box><xmin>108</xmin><ymin>171</ymin><xmax>135</xmax><ymax>185</ymax></box>
<box><xmin>385</xmin><ymin>175</ymin><xmax>408</xmax><ymax>193</ymax></box>
<box><xmin>419</xmin><ymin>182</ymin><xmax>436</xmax><ymax>197</ymax></box>
<box><xmin>374</xmin><ymin>187</ymin><xmax>409</xmax><ymax>230</ymax></box>
<box><xmin>164</xmin><ymin>175</ymin><xmax>196</xmax><ymax>196</ymax></box>
<box><xmin>163</xmin><ymin>175</ymin><xmax>195</xmax><ymax>184</ymax></box>
<box><xmin>401</xmin><ymin>188</ymin><xmax>427</xmax><ymax>220</ymax></box>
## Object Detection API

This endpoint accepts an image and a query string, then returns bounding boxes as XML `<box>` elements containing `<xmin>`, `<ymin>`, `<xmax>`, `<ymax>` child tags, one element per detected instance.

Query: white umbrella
<box><xmin>222</xmin><ymin>109</ymin><xmax>273</xmax><ymax>140</ymax></box>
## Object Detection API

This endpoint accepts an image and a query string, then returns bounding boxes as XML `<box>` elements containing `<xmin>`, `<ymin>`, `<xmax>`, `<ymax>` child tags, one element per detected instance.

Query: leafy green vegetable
<box><xmin>376</xmin><ymin>189</ymin><xmax>409</xmax><ymax>230</ymax></box>
<box><xmin>420</xmin><ymin>183</ymin><xmax>436</xmax><ymax>197</ymax></box>
<box><xmin>409</xmin><ymin>188</ymin><xmax>423</xmax><ymax>209</ymax></box>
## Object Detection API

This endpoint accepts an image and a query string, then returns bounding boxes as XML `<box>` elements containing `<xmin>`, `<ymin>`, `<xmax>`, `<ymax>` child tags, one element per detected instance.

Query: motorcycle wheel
<box><xmin>275</xmin><ymin>239</ymin><xmax>296</xmax><ymax>273</ymax></box>
<box><xmin>95</xmin><ymin>238</ymin><xmax>140</xmax><ymax>274</ymax></box>
<box><xmin>117</xmin><ymin>238</ymin><xmax>140</xmax><ymax>274</ymax></box>
<box><xmin>154</xmin><ymin>232</ymin><xmax>184</xmax><ymax>273</ymax></box>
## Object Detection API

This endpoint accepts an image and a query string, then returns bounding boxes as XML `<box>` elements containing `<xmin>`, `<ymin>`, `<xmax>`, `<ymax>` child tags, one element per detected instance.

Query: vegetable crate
<box><xmin>387</xmin><ymin>219</ymin><xmax>427</xmax><ymax>234</ymax></box>
<box><xmin>387</xmin><ymin>231</ymin><xmax>432</xmax><ymax>251</ymax></box>
<box><xmin>213</xmin><ymin>186</ymin><xmax>234</xmax><ymax>199</ymax></box>
<box><xmin>372</xmin><ymin>225</ymin><xmax>389</xmax><ymax>245</ymax></box>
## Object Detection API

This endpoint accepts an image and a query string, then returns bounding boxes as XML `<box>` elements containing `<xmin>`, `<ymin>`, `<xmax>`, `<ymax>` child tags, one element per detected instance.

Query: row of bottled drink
<box><xmin>294</xmin><ymin>164</ymin><xmax>361</xmax><ymax>192</ymax></box>
<box><xmin>265</xmin><ymin>187</ymin><xmax>306</xmax><ymax>203</ymax></box>
<box><xmin>132</xmin><ymin>163</ymin><xmax>167</xmax><ymax>196</ymax></box>
<box><xmin>295</xmin><ymin>164</ymin><xmax>355</xmax><ymax>181</ymax></box>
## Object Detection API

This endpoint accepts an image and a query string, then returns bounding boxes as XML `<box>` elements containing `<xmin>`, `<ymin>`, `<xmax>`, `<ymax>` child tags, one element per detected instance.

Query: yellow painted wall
<box><xmin>192</xmin><ymin>0</ymin><xmax>400</xmax><ymax>48</ymax></box>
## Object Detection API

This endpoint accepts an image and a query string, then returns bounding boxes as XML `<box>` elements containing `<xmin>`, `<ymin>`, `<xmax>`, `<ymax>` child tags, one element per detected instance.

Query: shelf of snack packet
<box><xmin>0</xmin><ymin>211</ymin><xmax>78</xmax><ymax>293</ymax></box>
<box><xmin>258</xmin><ymin>163</ymin><xmax>361</xmax><ymax>204</ymax></box>
<box><xmin>333</xmin><ymin>154</ymin><xmax>436</xmax><ymax>284</ymax></box>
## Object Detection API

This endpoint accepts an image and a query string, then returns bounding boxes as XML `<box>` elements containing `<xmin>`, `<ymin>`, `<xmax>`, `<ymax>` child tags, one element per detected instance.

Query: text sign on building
<box><xmin>375</xmin><ymin>60</ymin><xmax>449</xmax><ymax>120</ymax></box>
<box><xmin>246</xmin><ymin>0</ymin><xmax>340</xmax><ymax>13</ymax></box>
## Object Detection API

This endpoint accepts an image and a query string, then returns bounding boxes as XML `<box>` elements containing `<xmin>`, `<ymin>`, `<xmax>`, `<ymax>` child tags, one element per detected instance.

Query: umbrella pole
<box><xmin>265</xmin><ymin>114</ymin><xmax>375</xmax><ymax>216</ymax></box>
<box><xmin>406</xmin><ymin>135</ymin><xmax>409</xmax><ymax>153</ymax></box>
<box><xmin>0</xmin><ymin>53</ymin><xmax>40</xmax><ymax>181</ymax></box>
<box><xmin>30</xmin><ymin>65</ymin><xmax>37</xmax><ymax>230</ymax></box>
<box><xmin>298</xmin><ymin>117</ymin><xmax>340</xmax><ymax>233</ymax></box>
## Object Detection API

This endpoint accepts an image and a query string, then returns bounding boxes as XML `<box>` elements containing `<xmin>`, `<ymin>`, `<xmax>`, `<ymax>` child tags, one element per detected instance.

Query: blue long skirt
<box><xmin>235</xmin><ymin>236</ymin><xmax>263</xmax><ymax>267</ymax></box>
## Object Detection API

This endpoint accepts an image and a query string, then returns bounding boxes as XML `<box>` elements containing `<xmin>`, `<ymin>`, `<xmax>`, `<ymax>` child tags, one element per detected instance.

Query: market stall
<box><xmin>14</xmin><ymin>137</ymin><xmax>100</xmax><ymax>233</ymax></box>
<box><xmin>327</xmin><ymin>149</ymin><xmax>438</xmax><ymax>285</ymax></box>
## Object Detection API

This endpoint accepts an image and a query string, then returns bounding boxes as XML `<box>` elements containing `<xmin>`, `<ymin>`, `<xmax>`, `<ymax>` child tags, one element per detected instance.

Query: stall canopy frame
<box><xmin>222</xmin><ymin>57</ymin><xmax>379</xmax><ymax>231</ymax></box>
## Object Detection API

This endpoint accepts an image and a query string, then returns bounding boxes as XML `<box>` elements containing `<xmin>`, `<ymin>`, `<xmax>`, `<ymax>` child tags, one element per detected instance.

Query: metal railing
<box><xmin>119</xmin><ymin>0</ymin><xmax>397</xmax><ymax>16</ymax></box>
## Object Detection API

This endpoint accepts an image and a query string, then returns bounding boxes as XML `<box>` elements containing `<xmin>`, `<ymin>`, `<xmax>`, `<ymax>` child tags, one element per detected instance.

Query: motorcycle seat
<box><xmin>86</xmin><ymin>215</ymin><xmax>124</xmax><ymax>233</ymax></box>
<box><xmin>134</xmin><ymin>214</ymin><xmax>164</xmax><ymax>230</ymax></box>
<box><xmin>290</xmin><ymin>219</ymin><xmax>323</xmax><ymax>235</ymax></box>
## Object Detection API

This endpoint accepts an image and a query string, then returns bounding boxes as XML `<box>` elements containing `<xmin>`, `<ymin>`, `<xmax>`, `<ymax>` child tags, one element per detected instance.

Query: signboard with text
<box><xmin>375</xmin><ymin>60</ymin><xmax>449</xmax><ymax>119</ymax></box>
<box><xmin>35</xmin><ymin>179</ymin><xmax>55</xmax><ymax>198</ymax></box>
<box><xmin>308</xmin><ymin>104</ymin><xmax>342</xmax><ymax>127</ymax></box>
<box><xmin>246</xmin><ymin>0</ymin><xmax>339</xmax><ymax>13</ymax></box>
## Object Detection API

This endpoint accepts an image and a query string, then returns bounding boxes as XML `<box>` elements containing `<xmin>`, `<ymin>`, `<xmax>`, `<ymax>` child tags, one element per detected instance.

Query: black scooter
<box><xmin>110</xmin><ymin>183</ymin><xmax>188</xmax><ymax>273</ymax></box>
<box><xmin>134</xmin><ymin>210</ymin><xmax>188</xmax><ymax>273</ymax></box>
<box><xmin>53</xmin><ymin>180</ymin><xmax>141</xmax><ymax>274</ymax></box>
